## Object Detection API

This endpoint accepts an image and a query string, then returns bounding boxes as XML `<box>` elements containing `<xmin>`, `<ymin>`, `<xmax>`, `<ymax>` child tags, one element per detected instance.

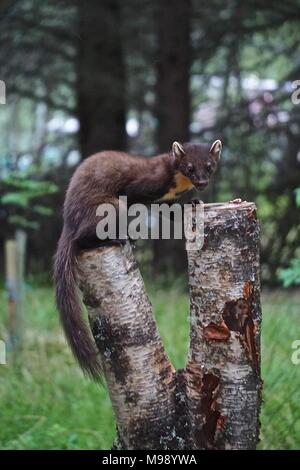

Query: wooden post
<box><xmin>78</xmin><ymin>201</ymin><xmax>262</xmax><ymax>449</ymax></box>
<box><xmin>0</xmin><ymin>339</ymin><xmax>6</xmax><ymax>365</ymax></box>
<box><xmin>5</xmin><ymin>230</ymin><xmax>27</xmax><ymax>350</ymax></box>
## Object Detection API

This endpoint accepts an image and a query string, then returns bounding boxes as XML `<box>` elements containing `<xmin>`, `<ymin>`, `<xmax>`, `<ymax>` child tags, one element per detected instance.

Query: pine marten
<box><xmin>54</xmin><ymin>140</ymin><xmax>222</xmax><ymax>380</ymax></box>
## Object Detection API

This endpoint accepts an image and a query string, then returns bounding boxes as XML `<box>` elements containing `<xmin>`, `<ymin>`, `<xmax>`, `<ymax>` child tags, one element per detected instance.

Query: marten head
<box><xmin>172</xmin><ymin>140</ymin><xmax>222</xmax><ymax>191</ymax></box>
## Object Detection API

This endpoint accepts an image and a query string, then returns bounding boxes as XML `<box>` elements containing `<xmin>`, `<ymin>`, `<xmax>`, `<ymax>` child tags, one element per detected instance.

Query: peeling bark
<box><xmin>77</xmin><ymin>202</ymin><xmax>262</xmax><ymax>450</ymax></box>
<box><xmin>186</xmin><ymin>202</ymin><xmax>262</xmax><ymax>449</ymax></box>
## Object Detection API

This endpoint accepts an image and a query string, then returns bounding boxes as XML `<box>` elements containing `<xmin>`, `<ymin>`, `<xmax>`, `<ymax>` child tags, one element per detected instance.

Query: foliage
<box><xmin>0</xmin><ymin>169</ymin><xmax>58</xmax><ymax>231</ymax></box>
<box><xmin>295</xmin><ymin>188</ymin><xmax>300</xmax><ymax>208</ymax></box>
<box><xmin>278</xmin><ymin>259</ymin><xmax>300</xmax><ymax>287</ymax></box>
<box><xmin>0</xmin><ymin>284</ymin><xmax>299</xmax><ymax>449</ymax></box>
<box><xmin>278</xmin><ymin>188</ymin><xmax>300</xmax><ymax>287</ymax></box>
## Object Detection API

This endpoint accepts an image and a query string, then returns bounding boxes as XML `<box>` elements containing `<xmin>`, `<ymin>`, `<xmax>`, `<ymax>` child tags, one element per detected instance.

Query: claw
<box><xmin>191</xmin><ymin>198</ymin><xmax>202</xmax><ymax>207</ymax></box>
<box><xmin>230</xmin><ymin>198</ymin><xmax>243</xmax><ymax>204</ymax></box>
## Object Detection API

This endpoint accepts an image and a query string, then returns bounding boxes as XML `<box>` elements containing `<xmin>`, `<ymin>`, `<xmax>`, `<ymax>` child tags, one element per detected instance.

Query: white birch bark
<box><xmin>78</xmin><ymin>243</ymin><xmax>177</xmax><ymax>450</ymax></box>
<box><xmin>77</xmin><ymin>202</ymin><xmax>262</xmax><ymax>449</ymax></box>
<box><xmin>186</xmin><ymin>202</ymin><xmax>262</xmax><ymax>449</ymax></box>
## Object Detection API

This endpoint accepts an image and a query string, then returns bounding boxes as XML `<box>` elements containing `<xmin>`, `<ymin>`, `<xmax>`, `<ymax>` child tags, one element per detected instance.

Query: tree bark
<box><xmin>77</xmin><ymin>0</ymin><xmax>126</xmax><ymax>158</ymax></box>
<box><xmin>185</xmin><ymin>202</ymin><xmax>262</xmax><ymax>449</ymax></box>
<box><xmin>78</xmin><ymin>243</ymin><xmax>177</xmax><ymax>450</ymax></box>
<box><xmin>78</xmin><ymin>201</ymin><xmax>262</xmax><ymax>449</ymax></box>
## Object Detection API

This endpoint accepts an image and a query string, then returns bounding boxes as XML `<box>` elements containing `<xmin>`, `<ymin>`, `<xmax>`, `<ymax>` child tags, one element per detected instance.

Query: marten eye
<box><xmin>187</xmin><ymin>163</ymin><xmax>194</xmax><ymax>174</ymax></box>
<box><xmin>206</xmin><ymin>162</ymin><xmax>212</xmax><ymax>172</ymax></box>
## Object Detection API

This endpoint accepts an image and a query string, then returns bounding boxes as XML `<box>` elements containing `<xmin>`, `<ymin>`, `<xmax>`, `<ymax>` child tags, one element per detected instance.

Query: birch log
<box><xmin>77</xmin><ymin>201</ymin><xmax>262</xmax><ymax>450</ymax></box>
<box><xmin>186</xmin><ymin>202</ymin><xmax>262</xmax><ymax>449</ymax></box>
<box><xmin>78</xmin><ymin>243</ymin><xmax>178</xmax><ymax>450</ymax></box>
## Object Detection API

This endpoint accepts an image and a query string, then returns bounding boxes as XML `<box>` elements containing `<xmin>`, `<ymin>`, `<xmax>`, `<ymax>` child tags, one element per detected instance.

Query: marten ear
<box><xmin>209</xmin><ymin>140</ymin><xmax>222</xmax><ymax>161</ymax></box>
<box><xmin>172</xmin><ymin>141</ymin><xmax>185</xmax><ymax>160</ymax></box>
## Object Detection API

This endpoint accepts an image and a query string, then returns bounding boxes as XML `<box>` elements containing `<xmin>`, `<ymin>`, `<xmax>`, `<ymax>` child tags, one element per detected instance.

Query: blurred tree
<box><xmin>0</xmin><ymin>0</ymin><xmax>77</xmax><ymax>113</ymax></box>
<box><xmin>0</xmin><ymin>0</ymin><xmax>300</xmax><ymax>283</ymax></box>
<box><xmin>190</xmin><ymin>0</ymin><xmax>300</xmax><ymax>284</ymax></box>
<box><xmin>155</xmin><ymin>0</ymin><xmax>191</xmax><ymax>152</ymax></box>
<box><xmin>77</xmin><ymin>0</ymin><xmax>126</xmax><ymax>157</ymax></box>
<box><xmin>152</xmin><ymin>0</ymin><xmax>191</xmax><ymax>275</ymax></box>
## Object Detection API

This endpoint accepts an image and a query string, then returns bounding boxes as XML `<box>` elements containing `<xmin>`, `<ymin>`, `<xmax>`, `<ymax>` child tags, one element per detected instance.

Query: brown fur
<box><xmin>54</xmin><ymin>142</ymin><xmax>220</xmax><ymax>380</ymax></box>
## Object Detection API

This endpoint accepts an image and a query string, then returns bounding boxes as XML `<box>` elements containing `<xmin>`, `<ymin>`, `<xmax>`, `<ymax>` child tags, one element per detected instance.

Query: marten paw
<box><xmin>229</xmin><ymin>198</ymin><xmax>243</xmax><ymax>204</ymax></box>
<box><xmin>191</xmin><ymin>198</ymin><xmax>203</xmax><ymax>207</ymax></box>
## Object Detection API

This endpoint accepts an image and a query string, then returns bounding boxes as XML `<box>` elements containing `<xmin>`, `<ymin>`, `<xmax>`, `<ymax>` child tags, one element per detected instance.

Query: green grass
<box><xmin>0</xmin><ymin>282</ymin><xmax>299</xmax><ymax>449</ymax></box>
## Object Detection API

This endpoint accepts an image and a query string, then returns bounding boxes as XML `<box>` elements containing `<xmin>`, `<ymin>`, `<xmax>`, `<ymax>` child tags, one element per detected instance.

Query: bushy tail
<box><xmin>54</xmin><ymin>229</ymin><xmax>102</xmax><ymax>380</ymax></box>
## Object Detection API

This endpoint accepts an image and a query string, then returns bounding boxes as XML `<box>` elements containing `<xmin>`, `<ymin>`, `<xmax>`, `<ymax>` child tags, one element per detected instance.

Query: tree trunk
<box><xmin>79</xmin><ymin>243</ymin><xmax>177</xmax><ymax>450</ymax></box>
<box><xmin>78</xmin><ymin>202</ymin><xmax>262</xmax><ymax>449</ymax></box>
<box><xmin>155</xmin><ymin>0</ymin><xmax>191</xmax><ymax>151</ymax></box>
<box><xmin>77</xmin><ymin>0</ymin><xmax>126</xmax><ymax>158</ymax></box>
<box><xmin>186</xmin><ymin>202</ymin><xmax>262</xmax><ymax>449</ymax></box>
<box><xmin>152</xmin><ymin>0</ymin><xmax>191</xmax><ymax>275</ymax></box>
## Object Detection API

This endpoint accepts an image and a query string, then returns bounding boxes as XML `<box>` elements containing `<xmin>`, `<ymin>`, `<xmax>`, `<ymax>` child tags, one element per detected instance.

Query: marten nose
<box><xmin>197</xmin><ymin>180</ymin><xmax>208</xmax><ymax>190</ymax></box>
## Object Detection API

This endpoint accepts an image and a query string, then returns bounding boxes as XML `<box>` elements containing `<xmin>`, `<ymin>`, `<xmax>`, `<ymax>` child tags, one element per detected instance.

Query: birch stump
<box><xmin>78</xmin><ymin>201</ymin><xmax>262</xmax><ymax>450</ymax></box>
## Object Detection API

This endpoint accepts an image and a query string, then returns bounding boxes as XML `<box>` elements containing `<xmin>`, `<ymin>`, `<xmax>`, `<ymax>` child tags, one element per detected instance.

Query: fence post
<box><xmin>5</xmin><ymin>230</ymin><xmax>26</xmax><ymax>350</ymax></box>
